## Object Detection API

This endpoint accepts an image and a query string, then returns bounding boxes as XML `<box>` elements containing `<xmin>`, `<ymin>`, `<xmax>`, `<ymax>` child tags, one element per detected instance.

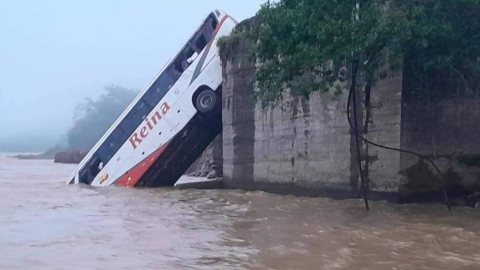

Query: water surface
<box><xmin>1</xmin><ymin>154</ymin><xmax>479</xmax><ymax>270</ymax></box>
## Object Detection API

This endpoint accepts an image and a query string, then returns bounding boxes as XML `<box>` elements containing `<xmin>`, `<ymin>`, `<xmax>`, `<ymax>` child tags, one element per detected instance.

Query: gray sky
<box><xmin>0</xmin><ymin>0</ymin><xmax>265</xmax><ymax>152</ymax></box>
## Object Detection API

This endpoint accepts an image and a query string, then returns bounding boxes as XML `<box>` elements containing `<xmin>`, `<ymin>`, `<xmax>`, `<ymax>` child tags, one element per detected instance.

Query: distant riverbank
<box><xmin>10</xmin><ymin>152</ymin><xmax>54</xmax><ymax>160</ymax></box>
<box><xmin>8</xmin><ymin>148</ymin><xmax>86</xmax><ymax>164</ymax></box>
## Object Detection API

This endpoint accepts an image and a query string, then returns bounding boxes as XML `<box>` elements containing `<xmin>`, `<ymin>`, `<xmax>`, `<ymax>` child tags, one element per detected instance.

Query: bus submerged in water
<box><xmin>67</xmin><ymin>10</ymin><xmax>237</xmax><ymax>187</ymax></box>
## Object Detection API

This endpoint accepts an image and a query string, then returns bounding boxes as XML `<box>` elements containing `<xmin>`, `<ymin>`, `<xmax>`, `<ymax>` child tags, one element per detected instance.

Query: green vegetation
<box><xmin>221</xmin><ymin>0</ymin><xmax>480</xmax><ymax>106</ymax></box>
<box><xmin>67</xmin><ymin>85</ymin><xmax>138</xmax><ymax>151</ymax></box>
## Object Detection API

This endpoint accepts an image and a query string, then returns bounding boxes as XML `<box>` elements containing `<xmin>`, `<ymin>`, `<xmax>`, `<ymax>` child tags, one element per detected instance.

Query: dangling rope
<box><xmin>346</xmin><ymin>60</ymin><xmax>451</xmax><ymax>212</ymax></box>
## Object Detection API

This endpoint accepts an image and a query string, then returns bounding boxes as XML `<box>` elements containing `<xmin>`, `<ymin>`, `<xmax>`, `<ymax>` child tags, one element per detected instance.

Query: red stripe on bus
<box><xmin>114</xmin><ymin>142</ymin><xmax>170</xmax><ymax>187</ymax></box>
<box><xmin>213</xmin><ymin>15</ymin><xmax>229</xmax><ymax>36</ymax></box>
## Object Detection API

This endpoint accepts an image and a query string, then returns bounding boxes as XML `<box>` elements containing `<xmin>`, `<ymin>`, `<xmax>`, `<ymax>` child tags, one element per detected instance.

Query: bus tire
<box><xmin>195</xmin><ymin>89</ymin><xmax>217</xmax><ymax>113</ymax></box>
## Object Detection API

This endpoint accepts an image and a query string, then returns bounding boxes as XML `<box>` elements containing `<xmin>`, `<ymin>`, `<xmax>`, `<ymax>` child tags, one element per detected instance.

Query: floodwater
<box><xmin>1</xmin><ymin>154</ymin><xmax>480</xmax><ymax>270</ymax></box>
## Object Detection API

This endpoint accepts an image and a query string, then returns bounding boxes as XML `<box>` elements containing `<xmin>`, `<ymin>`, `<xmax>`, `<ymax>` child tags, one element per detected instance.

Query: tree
<box><xmin>397</xmin><ymin>0</ymin><xmax>480</xmax><ymax>100</ymax></box>
<box><xmin>248</xmin><ymin>0</ymin><xmax>480</xmax><ymax>106</ymax></box>
<box><xmin>67</xmin><ymin>86</ymin><xmax>138</xmax><ymax>151</ymax></box>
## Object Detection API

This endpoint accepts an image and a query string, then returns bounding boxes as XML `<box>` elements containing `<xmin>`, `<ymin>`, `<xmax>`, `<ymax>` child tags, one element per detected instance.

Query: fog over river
<box><xmin>0</xmin><ymin>153</ymin><xmax>479</xmax><ymax>270</ymax></box>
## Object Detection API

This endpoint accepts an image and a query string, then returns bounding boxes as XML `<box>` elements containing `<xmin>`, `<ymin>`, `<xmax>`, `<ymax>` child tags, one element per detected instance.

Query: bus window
<box><xmin>79</xmin><ymin>155</ymin><xmax>103</xmax><ymax>184</ymax></box>
<box><xmin>183</xmin><ymin>46</ymin><xmax>198</xmax><ymax>68</ymax></box>
<box><xmin>144</xmin><ymin>72</ymin><xmax>175</xmax><ymax>108</ymax></box>
<box><xmin>173</xmin><ymin>59</ymin><xmax>184</xmax><ymax>74</ymax></box>
<box><xmin>120</xmin><ymin>100</ymin><xmax>151</xmax><ymax>135</ymax></box>
<box><xmin>192</xmin><ymin>16</ymin><xmax>218</xmax><ymax>52</ymax></box>
<box><xmin>168</xmin><ymin>66</ymin><xmax>181</xmax><ymax>81</ymax></box>
<box><xmin>97</xmin><ymin>127</ymin><xmax>127</xmax><ymax>163</ymax></box>
<box><xmin>195</xmin><ymin>36</ymin><xmax>207</xmax><ymax>52</ymax></box>
<box><xmin>210</xmin><ymin>15</ymin><xmax>218</xmax><ymax>30</ymax></box>
<box><xmin>173</xmin><ymin>45</ymin><xmax>196</xmax><ymax>74</ymax></box>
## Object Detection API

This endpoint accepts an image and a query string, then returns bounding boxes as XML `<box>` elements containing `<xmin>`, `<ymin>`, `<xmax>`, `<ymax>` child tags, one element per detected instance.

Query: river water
<box><xmin>1</xmin><ymin>154</ymin><xmax>480</xmax><ymax>270</ymax></box>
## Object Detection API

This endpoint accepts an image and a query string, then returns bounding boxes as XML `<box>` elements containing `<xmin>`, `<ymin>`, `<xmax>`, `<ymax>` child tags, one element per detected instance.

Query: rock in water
<box><xmin>54</xmin><ymin>151</ymin><xmax>87</xmax><ymax>164</ymax></box>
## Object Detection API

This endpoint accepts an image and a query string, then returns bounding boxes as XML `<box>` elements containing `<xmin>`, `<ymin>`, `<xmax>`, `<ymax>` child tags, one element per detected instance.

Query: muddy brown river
<box><xmin>1</xmin><ymin>154</ymin><xmax>480</xmax><ymax>270</ymax></box>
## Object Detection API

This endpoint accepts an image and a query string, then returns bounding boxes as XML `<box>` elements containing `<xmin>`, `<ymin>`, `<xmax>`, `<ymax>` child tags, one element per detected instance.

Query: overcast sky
<box><xmin>0</xmin><ymin>0</ymin><xmax>265</xmax><ymax>152</ymax></box>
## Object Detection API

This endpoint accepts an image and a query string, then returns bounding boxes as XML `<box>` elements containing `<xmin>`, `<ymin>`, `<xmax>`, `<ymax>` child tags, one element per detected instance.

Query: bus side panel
<box><xmin>176</xmin><ymin>16</ymin><xmax>236</xmax><ymax>118</ymax></box>
<box><xmin>113</xmin><ymin>140</ymin><xmax>170</xmax><ymax>187</ymax></box>
<box><xmin>91</xmin><ymin>137</ymin><xmax>157</xmax><ymax>187</ymax></box>
<box><xmin>101</xmin><ymin>115</ymin><xmax>178</xmax><ymax>187</ymax></box>
<box><xmin>163</xmin><ymin>102</ymin><xmax>192</xmax><ymax>132</ymax></box>
<box><xmin>90</xmin><ymin>90</ymin><xmax>181</xmax><ymax>187</ymax></box>
<box><xmin>175</xmin><ymin>41</ymin><xmax>223</xmax><ymax>118</ymax></box>
<box><xmin>144</xmin><ymin>115</ymin><xmax>178</xmax><ymax>151</ymax></box>
<box><xmin>101</xmin><ymin>115</ymin><xmax>177</xmax><ymax>186</ymax></box>
<box><xmin>178</xmin><ymin>73</ymin><xmax>219</xmax><ymax>118</ymax></box>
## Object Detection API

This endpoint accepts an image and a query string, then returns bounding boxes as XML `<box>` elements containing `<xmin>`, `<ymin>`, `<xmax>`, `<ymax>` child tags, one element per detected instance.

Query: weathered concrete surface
<box><xmin>397</xmin><ymin>56</ymin><xmax>480</xmax><ymax>203</ymax></box>
<box><xmin>218</xmin><ymin>20</ymin><xmax>480</xmax><ymax>203</ymax></box>
<box><xmin>220</xmin><ymin>31</ymin><xmax>402</xmax><ymax>200</ymax></box>
<box><xmin>365</xmin><ymin>76</ymin><xmax>403</xmax><ymax>194</ymax></box>
<box><xmin>253</xmin><ymin>93</ymin><xmax>354</xmax><ymax>192</ymax></box>
<box><xmin>221</xmin><ymin>37</ymin><xmax>257</xmax><ymax>189</ymax></box>
<box><xmin>400</xmin><ymin>97</ymin><xmax>480</xmax><ymax>202</ymax></box>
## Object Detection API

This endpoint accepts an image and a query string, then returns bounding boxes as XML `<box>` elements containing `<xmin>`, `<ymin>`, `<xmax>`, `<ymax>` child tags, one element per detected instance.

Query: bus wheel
<box><xmin>195</xmin><ymin>89</ymin><xmax>217</xmax><ymax>113</ymax></box>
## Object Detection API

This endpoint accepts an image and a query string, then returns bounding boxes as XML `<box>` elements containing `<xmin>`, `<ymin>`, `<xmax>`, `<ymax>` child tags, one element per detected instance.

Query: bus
<box><xmin>66</xmin><ymin>10</ymin><xmax>237</xmax><ymax>187</ymax></box>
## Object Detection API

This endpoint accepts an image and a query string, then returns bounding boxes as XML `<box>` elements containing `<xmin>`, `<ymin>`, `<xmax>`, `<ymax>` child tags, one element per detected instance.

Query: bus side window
<box><xmin>144</xmin><ymin>72</ymin><xmax>175</xmax><ymax>108</ymax></box>
<box><xmin>211</xmin><ymin>16</ymin><xmax>218</xmax><ymax>30</ymax></box>
<box><xmin>79</xmin><ymin>155</ymin><xmax>103</xmax><ymax>184</ymax></box>
<box><xmin>173</xmin><ymin>60</ymin><xmax>184</xmax><ymax>74</ymax></box>
<box><xmin>120</xmin><ymin>100</ymin><xmax>151</xmax><ymax>135</ymax></box>
<box><xmin>195</xmin><ymin>36</ymin><xmax>207</xmax><ymax>52</ymax></box>
<box><xmin>173</xmin><ymin>45</ymin><xmax>197</xmax><ymax>74</ymax></box>
<box><xmin>168</xmin><ymin>66</ymin><xmax>181</xmax><ymax>81</ymax></box>
<box><xmin>97</xmin><ymin>127</ymin><xmax>127</xmax><ymax>163</ymax></box>
<box><xmin>183</xmin><ymin>46</ymin><xmax>198</xmax><ymax>66</ymax></box>
<box><xmin>193</xmin><ymin>16</ymin><xmax>217</xmax><ymax>52</ymax></box>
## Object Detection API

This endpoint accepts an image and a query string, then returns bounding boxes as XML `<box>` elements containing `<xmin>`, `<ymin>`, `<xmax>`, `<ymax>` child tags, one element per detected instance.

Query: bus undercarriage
<box><xmin>137</xmin><ymin>99</ymin><xmax>222</xmax><ymax>187</ymax></box>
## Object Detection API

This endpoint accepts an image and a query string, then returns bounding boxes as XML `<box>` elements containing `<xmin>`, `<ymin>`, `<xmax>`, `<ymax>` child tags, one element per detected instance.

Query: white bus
<box><xmin>67</xmin><ymin>10</ymin><xmax>237</xmax><ymax>187</ymax></box>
